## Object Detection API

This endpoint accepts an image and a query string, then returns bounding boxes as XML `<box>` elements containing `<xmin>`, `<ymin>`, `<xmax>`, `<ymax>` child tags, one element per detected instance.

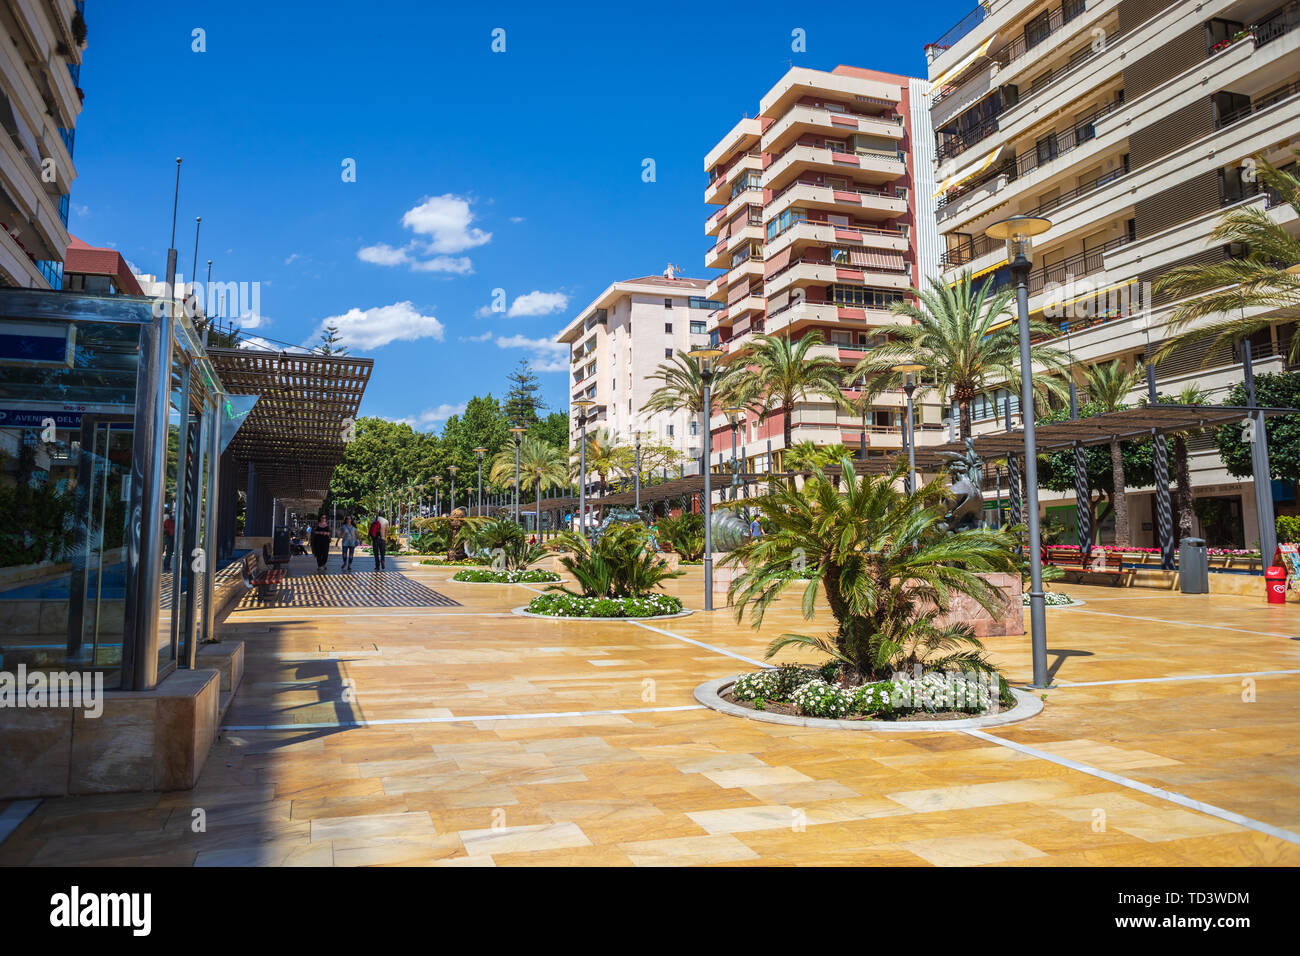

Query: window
<box><xmin>689</xmin><ymin>320</ymin><xmax>707</xmax><ymax>334</ymax></box>
<box><xmin>689</xmin><ymin>421</ymin><xmax>699</xmax><ymax>436</ymax></box>
<box><xmin>689</xmin><ymin>296</ymin><xmax>724</xmax><ymax>310</ymax></box>
<box><xmin>667</xmin><ymin>424</ymin><xmax>675</xmax><ymax>437</ymax></box>
<box><xmin>765</xmin><ymin>208</ymin><xmax>806</xmax><ymax>241</ymax></box>
<box><xmin>664</xmin><ymin>348</ymin><xmax>673</xmax><ymax>358</ymax></box>
<box><xmin>831</xmin><ymin>285</ymin><xmax>905</xmax><ymax>309</ymax></box>
<box><xmin>664</xmin><ymin>322</ymin><xmax>672</xmax><ymax>333</ymax></box>
<box><xmin>664</xmin><ymin>298</ymin><xmax>674</xmax><ymax>309</ymax></box>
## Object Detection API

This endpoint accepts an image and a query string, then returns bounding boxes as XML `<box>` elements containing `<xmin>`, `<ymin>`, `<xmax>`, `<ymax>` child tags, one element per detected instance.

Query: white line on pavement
<box><xmin>221</xmin><ymin>704</ymin><xmax>706</xmax><ymax>732</ymax></box>
<box><xmin>1055</xmin><ymin>669</ymin><xmax>1300</xmax><ymax>687</ymax></box>
<box><xmin>1066</xmin><ymin>607</ymin><xmax>1300</xmax><ymax>639</ymax></box>
<box><xmin>630</xmin><ymin>621</ymin><xmax>771</xmax><ymax>669</ymax></box>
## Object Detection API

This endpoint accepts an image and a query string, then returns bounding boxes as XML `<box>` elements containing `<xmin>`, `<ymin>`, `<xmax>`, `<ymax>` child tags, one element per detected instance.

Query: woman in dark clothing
<box><xmin>310</xmin><ymin>513</ymin><xmax>333</xmax><ymax>571</ymax></box>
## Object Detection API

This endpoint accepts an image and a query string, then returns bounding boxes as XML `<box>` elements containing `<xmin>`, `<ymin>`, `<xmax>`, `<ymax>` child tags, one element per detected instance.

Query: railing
<box><xmin>1254</xmin><ymin>0</ymin><xmax>1300</xmax><ymax>46</ymax></box>
<box><xmin>707</xmin><ymin>149</ymin><xmax>762</xmax><ymax>186</ymax></box>
<box><xmin>767</xmin><ymin>179</ymin><xmax>905</xmax><ymax>206</ymax></box>
<box><xmin>770</xmin><ymin>139</ymin><xmax>906</xmax><ymax>167</ymax></box>
<box><xmin>929</xmin><ymin>3</ymin><xmax>987</xmax><ymax>52</ymax></box>
<box><xmin>937</xmin><ymin>96</ymin><xmax>1123</xmax><ymax>218</ymax></box>
<box><xmin>998</xmin><ymin>0</ymin><xmax>1088</xmax><ymax>64</ymax></box>
<box><xmin>1215</xmin><ymin>77</ymin><xmax>1300</xmax><ymax>129</ymax></box>
<box><xmin>935</xmin><ymin>112</ymin><xmax>1001</xmax><ymax>164</ymax></box>
<box><xmin>1025</xmin><ymin>233</ymin><xmax>1131</xmax><ymax>295</ymax></box>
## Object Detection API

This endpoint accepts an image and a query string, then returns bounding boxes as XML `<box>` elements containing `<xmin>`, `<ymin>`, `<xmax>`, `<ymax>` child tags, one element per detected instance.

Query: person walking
<box><xmin>339</xmin><ymin>515</ymin><xmax>359</xmax><ymax>571</ymax></box>
<box><xmin>748</xmin><ymin>512</ymin><xmax>764</xmax><ymax>539</ymax></box>
<box><xmin>310</xmin><ymin>513</ymin><xmax>333</xmax><ymax>571</ymax></box>
<box><xmin>368</xmin><ymin>512</ymin><xmax>390</xmax><ymax>570</ymax></box>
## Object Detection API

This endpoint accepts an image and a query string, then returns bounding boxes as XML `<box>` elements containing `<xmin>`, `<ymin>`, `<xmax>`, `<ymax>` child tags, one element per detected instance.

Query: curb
<box><xmin>512</xmin><ymin>606</ymin><xmax>695</xmax><ymax>622</ymax></box>
<box><xmin>693</xmin><ymin>676</ymin><xmax>1043</xmax><ymax>732</ymax></box>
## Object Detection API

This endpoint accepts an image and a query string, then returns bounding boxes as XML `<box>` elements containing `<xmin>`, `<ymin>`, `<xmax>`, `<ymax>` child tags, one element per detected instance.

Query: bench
<box><xmin>242</xmin><ymin>549</ymin><xmax>284</xmax><ymax>599</ymax></box>
<box><xmin>1042</xmin><ymin>545</ymin><xmax>1125</xmax><ymax>577</ymax></box>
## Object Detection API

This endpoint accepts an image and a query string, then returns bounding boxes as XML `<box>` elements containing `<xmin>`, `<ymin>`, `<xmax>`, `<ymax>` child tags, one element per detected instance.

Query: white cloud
<box><xmin>357</xmin><ymin>242</ymin><xmax>411</xmax><ymax>266</ymax></box>
<box><xmin>458</xmin><ymin>330</ymin><xmax>494</xmax><ymax>342</ymax></box>
<box><xmin>312</xmin><ymin>301</ymin><xmax>445</xmax><ymax>351</ymax></box>
<box><xmin>239</xmin><ymin>335</ymin><xmax>277</xmax><ymax>351</ymax></box>
<box><xmin>389</xmin><ymin>402</ymin><xmax>467</xmax><ymax>431</ymax></box>
<box><xmin>507</xmin><ymin>290</ymin><xmax>569</xmax><ymax>317</ymax></box>
<box><xmin>495</xmin><ymin>334</ymin><xmax>570</xmax><ymax>373</ymax></box>
<box><xmin>284</xmin><ymin>253</ymin><xmax>301</xmax><ymax>265</ymax></box>
<box><xmin>412</xmin><ymin>255</ymin><xmax>473</xmax><ymax>274</ymax></box>
<box><xmin>509</xmin><ymin>216</ymin><xmax>525</xmax><ymax>224</ymax></box>
<box><xmin>400</xmin><ymin>195</ymin><xmax>491</xmax><ymax>253</ymax></box>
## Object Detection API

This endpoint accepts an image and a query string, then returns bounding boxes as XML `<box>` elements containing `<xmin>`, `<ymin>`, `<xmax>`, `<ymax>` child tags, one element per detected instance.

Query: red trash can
<box><xmin>1266</xmin><ymin>566</ymin><xmax>1287</xmax><ymax>604</ymax></box>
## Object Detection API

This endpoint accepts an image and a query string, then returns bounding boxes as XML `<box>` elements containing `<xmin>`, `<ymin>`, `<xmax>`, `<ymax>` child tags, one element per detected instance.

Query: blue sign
<box><xmin>0</xmin><ymin>408</ymin><xmax>84</xmax><ymax>428</ymax></box>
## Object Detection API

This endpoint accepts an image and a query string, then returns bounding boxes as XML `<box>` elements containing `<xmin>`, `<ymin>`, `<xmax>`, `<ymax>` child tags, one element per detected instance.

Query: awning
<box><xmin>764</xmin><ymin>247</ymin><xmax>793</xmax><ymax>279</ymax></box>
<box><xmin>927</xmin><ymin>35</ymin><xmax>997</xmax><ymax>97</ymax></box>
<box><xmin>932</xmin><ymin>144</ymin><xmax>1005</xmax><ymax>199</ymax></box>
<box><xmin>849</xmin><ymin>249</ymin><xmax>906</xmax><ymax>271</ymax></box>
<box><xmin>1036</xmin><ymin>277</ymin><xmax>1138</xmax><ymax>318</ymax></box>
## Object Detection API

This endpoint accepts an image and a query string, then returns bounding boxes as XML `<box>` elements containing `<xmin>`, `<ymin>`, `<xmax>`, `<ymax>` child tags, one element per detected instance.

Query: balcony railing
<box><xmin>929</xmin><ymin>4</ymin><xmax>987</xmax><ymax>53</ymax></box>
<box><xmin>998</xmin><ymin>0</ymin><xmax>1088</xmax><ymax>65</ymax></box>
<box><xmin>1215</xmin><ymin>77</ymin><xmax>1300</xmax><ymax>129</ymax></box>
<box><xmin>767</xmin><ymin>179</ymin><xmax>906</xmax><ymax>206</ymax></box>
<box><xmin>1025</xmin><ymin>233</ymin><xmax>1131</xmax><ymax>296</ymax></box>
<box><xmin>935</xmin><ymin>112</ymin><xmax>1002</xmax><ymax>164</ymax></box>
<box><xmin>1254</xmin><ymin>0</ymin><xmax>1300</xmax><ymax>46</ymax></box>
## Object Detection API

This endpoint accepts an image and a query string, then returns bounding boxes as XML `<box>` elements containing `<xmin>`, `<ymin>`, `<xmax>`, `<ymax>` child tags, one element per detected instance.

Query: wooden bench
<box><xmin>242</xmin><ymin>549</ymin><xmax>284</xmax><ymax>599</ymax></box>
<box><xmin>1042</xmin><ymin>545</ymin><xmax>1125</xmax><ymax>577</ymax></box>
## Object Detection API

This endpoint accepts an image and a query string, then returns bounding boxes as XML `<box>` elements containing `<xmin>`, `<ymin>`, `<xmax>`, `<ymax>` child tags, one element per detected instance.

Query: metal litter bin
<box><xmin>1179</xmin><ymin>537</ymin><xmax>1209</xmax><ymax>593</ymax></box>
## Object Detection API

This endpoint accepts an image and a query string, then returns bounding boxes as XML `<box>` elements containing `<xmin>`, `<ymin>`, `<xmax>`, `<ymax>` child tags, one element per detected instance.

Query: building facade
<box><xmin>703</xmin><ymin>65</ymin><xmax>941</xmax><ymax>472</ymax></box>
<box><xmin>0</xmin><ymin>0</ymin><xmax>85</xmax><ymax>290</ymax></box>
<box><xmin>925</xmin><ymin>0</ymin><xmax>1299</xmax><ymax>548</ymax></box>
<box><xmin>556</xmin><ymin>274</ymin><xmax>718</xmax><ymax>464</ymax></box>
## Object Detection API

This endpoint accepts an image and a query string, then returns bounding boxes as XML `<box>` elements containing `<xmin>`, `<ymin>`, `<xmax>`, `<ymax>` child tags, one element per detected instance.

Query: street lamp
<box><xmin>633</xmin><ymin>430</ymin><xmax>642</xmax><ymax>512</ymax></box>
<box><xmin>510</xmin><ymin>425</ymin><xmax>527</xmax><ymax>526</ymax></box>
<box><xmin>893</xmin><ymin>364</ymin><xmax>925</xmax><ymax>494</ymax></box>
<box><xmin>987</xmin><ymin>213</ymin><xmax>1053</xmax><ymax>689</ymax></box>
<box><xmin>448</xmin><ymin>465</ymin><xmax>459</xmax><ymax>515</ymax></box>
<box><xmin>688</xmin><ymin>345</ymin><xmax>725</xmax><ymax>611</ymax></box>
<box><xmin>473</xmin><ymin>447</ymin><xmax>487</xmax><ymax>516</ymax></box>
<box><xmin>433</xmin><ymin>476</ymin><xmax>442</xmax><ymax>516</ymax></box>
<box><xmin>573</xmin><ymin>400</ymin><xmax>595</xmax><ymax>536</ymax></box>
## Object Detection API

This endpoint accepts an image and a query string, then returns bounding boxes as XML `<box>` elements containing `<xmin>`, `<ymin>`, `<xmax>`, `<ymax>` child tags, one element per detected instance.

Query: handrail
<box><xmin>928</xmin><ymin>3</ymin><xmax>987</xmax><ymax>53</ymax></box>
<box><xmin>767</xmin><ymin>178</ymin><xmax>905</xmax><ymax>205</ymax></box>
<box><xmin>1215</xmin><ymin>77</ymin><xmax>1300</xmax><ymax>129</ymax></box>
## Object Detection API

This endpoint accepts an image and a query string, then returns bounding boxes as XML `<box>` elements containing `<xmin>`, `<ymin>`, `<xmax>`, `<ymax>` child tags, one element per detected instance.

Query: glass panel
<box><xmin>0</xmin><ymin>319</ymin><xmax>141</xmax><ymax>690</ymax></box>
<box><xmin>157</xmin><ymin>357</ymin><xmax>186</xmax><ymax>677</ymax></box>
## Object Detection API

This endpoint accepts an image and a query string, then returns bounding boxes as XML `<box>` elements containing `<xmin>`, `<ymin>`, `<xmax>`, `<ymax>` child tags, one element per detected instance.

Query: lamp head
<box><xmin>986</xmin><ymin>215</ymin><xmax>1051</xmax><ymax>266</ymax></box>
<box><xmin>509</xmin><ymin>425</ymin><xmax>527</xmax><ymax>436</ymax></box>
<box><xmin>473</xmin><ymin>446</ymin><xmax>486</xmax><ymax>459</ymax></box>
<box><xmin>687</xmin><ymin>345</ymin><xmax>725</xmax><ymax>373</ymax></box>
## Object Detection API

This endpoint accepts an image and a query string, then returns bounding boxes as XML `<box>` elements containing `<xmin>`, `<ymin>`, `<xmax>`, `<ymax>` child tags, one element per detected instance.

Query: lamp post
<box><xmin>510</xmin><ymin>425</ymin><xmax>527</xmax><ymax>525</ymax></box>
<box><xmin>433</xmin><ymin>476</ymin><xmax>442</xmax><ymax>516</ymax></box>
<box><xmin>893</xmin><ymin>364</ymin><xmax>925</xmax><ymax>493</ymax></box>
<box><xmin>633</xmin><ymin>430</ymin><xmax>643</xmax><ymax>512</ymax></box>
<box><xmin>573</xmin><ymin>400</ymin><xmax>595</xmax><ymax>536</ymax></box>
<box><xmin>449</xmin><ymin>466</ymin><xmax>459</xmax><ymax>516</ymax></box>
<box><xmin>473</xmin><ymin>448</ymin><xmax>486</xmax><ymax>516</ymax></box>
<box><xmin>688</xmin><ymin>346</ymin><xmax>724</xmax><ymax>611</ymax></box>
<box><xmin>987</xmin><ymin>214</ymin><xmax>1053</xmax><ymax>689</ymax></box>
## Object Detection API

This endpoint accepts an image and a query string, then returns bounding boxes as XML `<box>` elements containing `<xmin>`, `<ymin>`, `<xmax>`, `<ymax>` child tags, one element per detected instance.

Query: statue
<box><xmin>590</xmin><ymin>507</ymin><xmax>645</xmax><ymax>546</ymax></box>
<box><xmin>709</xmin><ymin>509</ymin><xmax>749</xmax><ymax>552</ymax></box>
<box><xmin>938</xmin><ymin>437</ymin><xmax>984</xmax><ymax>533</ymax></box>
<box><xmin>446</xmin><ymin>507</ymin><xmax>468</xmax><ymax>560</ymax></box>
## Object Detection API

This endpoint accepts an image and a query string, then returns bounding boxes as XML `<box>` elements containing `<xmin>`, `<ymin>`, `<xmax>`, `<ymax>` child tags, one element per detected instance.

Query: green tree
<box><xmin>725</xmin><ymin>458</ymin><xmax>1018</xmax><ymax>684</ymax></box>
<box><xmin>504</xmin><ymin>358</ymin><xmax>544</xmax><ymax>426</ymax></box>
<box><xmin>442</xmin><ymin>395</ymin><xmax>510</xmax><ymax>504</ymax></box>
<box><xmin>528</xmin><ymin>411</ymin><xmax>569</xmax><ymax>450</ymax></box>
<box><xmin>489</xmin><ymin>435</ymin><xmax>567</xmax><ymax>512</ymax></box>
<box><xmin>1158</xmin><ymin>383</ymin><xmax>1212</xmax><ymax>541</ymax></box>
<box><xmin>1211</xmin><ymin>371</ymin><xmax>1300</xmax><ymax>483</ymax></box>
<box><xmin>856</xmin><ymin>272</ymin><xmax>1067</xmax><ymax>439</ymax></box>
<box><xmin>642</xmin><ymin>350</ymin><xmax>741</xmax><ymax>469</ymax></box>
<box><xmin>317</xmin><ymin>323</ymin><xmax>348</xmax><ymax>355</ymax></box>
<box><xmin>1083</xmin><ymin>360</ymin><xmax>1147</xmax><ymax>546</ymax></box>
<box><xmin>327</xmin><ymin>417</ymin><xmax>429</xmax><ymax>516</ymax></box>
<box><xmin>729</xmin><ymin>331</ymin><xmax>845</xmax><ymax>464</ymax></box>
<box><xmin>1154</xmin><ymin>155</ymin><xmax>1300</xmax><ymax>364</ymax></box>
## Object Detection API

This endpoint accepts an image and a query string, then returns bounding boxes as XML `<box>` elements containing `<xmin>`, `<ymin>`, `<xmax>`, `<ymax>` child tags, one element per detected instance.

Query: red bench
<box><xmin>1042</xmin><ymin>545</ymin><xmax>1124</xmax><ymax>577</ymax></box>
<box><xmin>243</xmin><ymin>549</ymin><xmax>284</xmax><ymax>598</ymax></box>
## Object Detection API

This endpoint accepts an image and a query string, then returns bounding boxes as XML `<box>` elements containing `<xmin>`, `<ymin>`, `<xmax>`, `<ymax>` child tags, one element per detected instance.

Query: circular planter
<box><xmin>448</xmin><ymin>575</ymin><xmax>562</xmax><ymax>585</ymax></box>
<box><xmin>694</xmin><ymin>676</ymin><xmax>1042</xmax><ymax>732</ymax></box>
<box><xmin>512</xmin><ymin>605</ymin><xmax>694</xmax><ymax>622</ymax></box>
<box><xmin>1024</xmin><ymin>595</ymin><xmax>1086</xmax><ymax>608</ymax></box>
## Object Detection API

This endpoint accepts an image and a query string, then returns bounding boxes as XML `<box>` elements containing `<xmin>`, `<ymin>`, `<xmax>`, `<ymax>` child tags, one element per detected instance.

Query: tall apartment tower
<box><xmin>557</xmin><ymin>274</ymin><xmax>718</xmax><ymax>465</ymax></box>
<box><xmin>927</xmin><ymin>0</ymin><xmax>1299</xmax><ymax>547</ymax></box>
<box><xmin>703</xmin><ymin>66</ymin><xmax>938</xmax><ymax>472</ymax></box>
<box><xmin>0</xmin><ymin>0</ymin><xmax>86</xmax><ymax>289</ymax></box>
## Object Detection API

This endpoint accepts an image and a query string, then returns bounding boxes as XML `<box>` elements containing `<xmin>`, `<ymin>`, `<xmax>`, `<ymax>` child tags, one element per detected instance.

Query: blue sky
<box><xmin>69</xmin><ymin>0</ymin><xmax>969</xmax><ymax>429</ymax></box>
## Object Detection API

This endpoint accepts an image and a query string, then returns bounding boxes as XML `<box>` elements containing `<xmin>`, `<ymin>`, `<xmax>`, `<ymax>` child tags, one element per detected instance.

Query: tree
<box><xmin>577</xmin><ymin>428</ymin><xmax>619</xmax><ymax>496</ymax></box>
<box><xmin>327</xmin><ymin>417</ymin><xmax>431</xmax><ymax>516</ymax></box>
<box><xmin>1036</xmin><ymin>402</ymin><xmax>1155</xmax><ymax>543</ymax></box>
<box><xmin>725</xmin><ymin>458</ymin><xmax>1018</xmax><ymax>684</ymax></box>
<box><xmin>528</xmin><ymin>411</ymin><xmax>569</xmax><ymax>451</ymax></box>
<box><xmin>504</xmin><ymin>358</ymin><xmax>544</xmax><ymax>426</ymax></box>
<box><xmin>489</xmin><ymin>435</ymin><xmax>567</xmax><ymax>513</ymax></box>
<box><xmin>1083</xmin><ymin>360</ymin><xmax>1147</xmax><ymax>546</ymax></box>
<box><xmin>317</xmin><ymin>323</ymin><xmax>348</xmax><ymax>355</ymax></box>
<box><xmin>442</xmin><ymin>395</ymin><xmax>510</xmax><ymax>505</ymax></box>
<box><xmin>1211</xmin><ymin>371</ymin><xmax>1300</xmax><ymax>483</ymax></box>
<box><xmin>1159</xmin><ymin>383</ymin><xmax>1211</xmax><ymax>541</ymax></box>
<box><xmin>857</xmin><ymin>272</ymin><xmax>1067</xmax><ymax>439</ymax></box>
<box><xmin>1154</xmin><ymin>154</ymin><xmax>1300</xmax><ymax>364</ymax></box>
<box><xmin>612</xmin><ymin>437</ymin><xmax>684</xmax><ymax>486</ymax></box>
<box><xmin>728</xmin><ymin>331</ymin><xmax>845</xmax><ymax>464</ymax></box>
<box><xmin>641</xmin><ymin>350</ymin><xmax>741</xmax><ymax>468</ymax></box>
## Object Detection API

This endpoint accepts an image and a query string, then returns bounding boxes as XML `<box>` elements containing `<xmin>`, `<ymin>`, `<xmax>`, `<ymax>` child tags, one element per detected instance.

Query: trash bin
<box><xmin>1267</xmin><ymin>566</ymin><xmax>1287</xmax><ymax>604</ymax></box>
<box><xmin>272</xmin><ymin>524</ymin><xmax>292</xmax><ymax>565</ymax></box>
<box><xmin>1178</xmin><ymin>537</ymin><xmax>1209</xmax><ymax>593</ymax></box>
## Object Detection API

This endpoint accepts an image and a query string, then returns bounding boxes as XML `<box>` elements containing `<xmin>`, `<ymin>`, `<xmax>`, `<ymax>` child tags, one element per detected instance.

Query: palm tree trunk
<box><xmin>534</xmin><ymin>477</ymin><xmax>541</xmax><ymax>538</ymax></box>
<box><xmin>1173</xmin><ymin>436</ymin><xmax>1193</xmax><ymax>541</ymax></box>
<box><xmin>782</xmin><ymin>400</ymin><xmax>793</xmax><ymax>460</ymax></box>
<box><xmin>959</xmin><ymin>400</ymin><xmax>972</xmax><ymax>441</ymax></box>
<box><xmin>1109</xmin><ymin>440</ymin><xmax>1130</xmax><ymax>547</ymax></box>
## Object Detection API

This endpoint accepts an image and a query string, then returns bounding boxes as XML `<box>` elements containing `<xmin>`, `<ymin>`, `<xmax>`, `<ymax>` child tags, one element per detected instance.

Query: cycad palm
<box><xmin>856</xmin><ymin>272</ymin><xmax>1067</xmax><ymax>439</ymax></box>
<box><xmin>1154</xmin><ymin>156</ymin><xmax>1300</xmax><ymax>364</ymax></box>
<box><xmin>729</xmin><ymin>331</ymin><xmax>846</xmax><ymax>466</ymax></box>
<box><xmin>724</xmin><ymin>457</ymin><xmax>1018</xmax><ymax>682</ymax></box>
<box><xmin>1084</xmin><ymin>360</ymin><xmax>1146</xmax><ymax>547</ymax></box>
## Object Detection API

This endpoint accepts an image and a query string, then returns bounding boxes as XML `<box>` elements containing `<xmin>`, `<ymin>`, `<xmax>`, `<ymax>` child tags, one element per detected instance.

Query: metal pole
<box><xmin>1013</xmin><ymin>262</ymin><xmax>1049</xmax><ymax>688</ymax></box>
<box><xmin>477</xmin><ymin>458</ymin><xmax>483</xmax><ymax>516</ymax></box>
<box><xmin>579</xmin><ymin>414</ymin><xmax>587</xmax><ymax>537</ymax></box>
<box><xmin>1244</xmin><ymin>339</ymin><xmax>1278</xmax><ymax>564</ymax></box>
<box><xmin>634</xmin><ymin>437</ymin><xmax>641</xmax><ymax>511</ymax></box>
<box><xmin>702</xmin><ymin>373</ymin><xmax>714</xmax><ymax>612</ymax></box>
<box><xmin>904</xmin><ymin>380</ymin><xmax>918</xmax><ymax>494</ymax></box>
<box><xmin>514</xmin><ymin>437</ymin><xmax>521</xmax><ymax>524</ymax></box>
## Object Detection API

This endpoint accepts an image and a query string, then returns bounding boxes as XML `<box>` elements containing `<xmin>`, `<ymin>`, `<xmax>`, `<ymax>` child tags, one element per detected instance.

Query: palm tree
<box><xmin>641</xmin><ymin>350</ymin><xmax>741</xmax><ymax>471</ymax></box>
<box><xmin>728</xmin><ymin>331</ymin><xmax>845</xmax><ymax>468</ymax></box>
<box><xmin>1154</xmin><ymin>155</ymin><xmax>1300</xmax><ymax>364</ymax></box>
<box><xmin>1084</xmin><ymin>359</ymin><xmax>1147</xmax><ymax>547</ymax></box>
<box><xmin>489</xmin><ymin>436</ymin><xmax>567</xmax><ymax>522</ymax></box>
<box><xmin>724</xmin><ymin>457</ymin><xmax>1018</xmax><ymax>684</ymax></box>
<box><xmin>576</xmin><ymin>428</ymin><xmax>619</xmax><ymax>497</ymax></box>
<box><xmin>1164</xmin><ymin>383</ymin><xmax>1212</xmax><ymax>541</ymax></box>
<box><xmin>857</xmin><ymin>272</ymin><xmax>1068</xmax><ymax>440</ymax></box>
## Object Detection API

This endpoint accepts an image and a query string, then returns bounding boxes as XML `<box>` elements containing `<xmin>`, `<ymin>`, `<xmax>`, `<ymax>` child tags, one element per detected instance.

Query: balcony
<box><xmin>766</xmin><ymin>180</ymin><xmax>908</xmax><ymax>221</ymax></box>
<box><xmin>763</xmin><ymin>104</ymin><xmax>903</xmax><ymax>155</ymax></box>
<box><xmin>1214</xmin><ymin>77</ymin><xmax>1300</xmax><ymax>130</ymax></box>
<box><xmin>765</xmin><ymin>256</ymin><xmax>911</xmax><ymax>298</ymax></box>
<box><xmin>705</xmin><ymin>151</ymin><xmax>762</xmax><ymax>204</ymax></box>
<box><xmin>765</xmin><ymin>219</ymin><xmax>908</xmax><ymax>260</ymax></box>
<box><xmin>766</xmin><ymin>143</ymin><xmax>906</xmax><ymax>192</ymax></box>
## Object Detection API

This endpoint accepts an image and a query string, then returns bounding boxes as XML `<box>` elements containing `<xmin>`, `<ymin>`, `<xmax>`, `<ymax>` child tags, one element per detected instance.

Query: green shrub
<box><xmin>452</xmin><ymin>568</ymin><xmax>560</xmax><ymax>583</ymax></box>
<box><xmin>549</xmin><ymin>525</ymin><xmax>683</xmax><ymax>598</ymax></box>
<box><xmin>1277</xmin><ymin>514</ymin><xmax>1300</xmax><ymax>543</ymax></box>
<box><xmin>525</xmin><ymin>592</ymin><xmax>683</xmax><ymax>618</ymax></box>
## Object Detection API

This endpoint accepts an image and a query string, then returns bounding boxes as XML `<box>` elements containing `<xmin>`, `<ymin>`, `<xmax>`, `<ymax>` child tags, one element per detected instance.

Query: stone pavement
<box><xmin>2</xmin><ymin>552</ymin><xmax>1298</xmax><ymax>867</ymax></box>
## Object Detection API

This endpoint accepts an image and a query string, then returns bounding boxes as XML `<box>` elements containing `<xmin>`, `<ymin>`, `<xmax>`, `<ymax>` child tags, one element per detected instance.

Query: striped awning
<box><xmin>927</xmin><ymin>34</ymin><xmax>997</xmax><ymax>97</ymax></box>
<box><xmin>848</xmin><ymin>248</ymin><xmax>906</xmax><ymax>271</ymax></box>
<box><xmin>932</xmin><ymin>144</ymin><xmax>1005</xmax><ymax>199</ymax></box>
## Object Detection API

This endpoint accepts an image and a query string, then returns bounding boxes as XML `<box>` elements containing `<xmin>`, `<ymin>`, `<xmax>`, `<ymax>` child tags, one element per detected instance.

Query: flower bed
<box><xmin>1025</xmin><ymin>591</ymin><xmax>1078</xmax><ymax>607</ymax></box>
<box><xmin>524</xmin><ymin>592</ymin><xmax>684</xmax><ymax>618</ymax></box>
<box><xmin>724</xmin><ymin>664</ymin><xmax>1011</xmax><ymax>721</ymax></box>
<box><xmin>452</xmin><ymin>568</ymin><xmax>559</xmax><ymax>583</ymax></box>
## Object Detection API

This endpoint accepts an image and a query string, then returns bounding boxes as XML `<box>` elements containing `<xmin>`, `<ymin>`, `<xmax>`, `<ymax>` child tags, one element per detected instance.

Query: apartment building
<box><xmin>0</xmin><ymin>0</ymin><xmax>85</xmax><ymax>289</ymax></box>
<box><xmin>703</xmin><ymin>65</ymin><xmax>941</xmax><ymax>472</ymax></box>
<box><xmin>556</xmin><ymin>273</ymin><xmax>718</xmax><ymax>464</ymax></box>
<box><xmin>926</xmin><ymin>0</ymin><xmax>1300</xmax><ymax>548</ymax></box>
